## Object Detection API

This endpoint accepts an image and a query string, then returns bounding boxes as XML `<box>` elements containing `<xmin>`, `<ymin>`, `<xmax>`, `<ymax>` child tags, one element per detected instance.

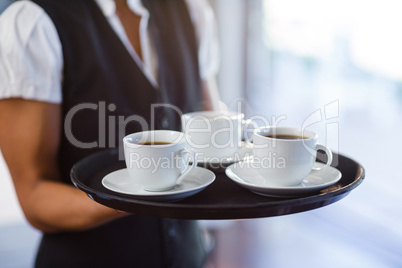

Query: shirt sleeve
<box><xmin>0</xmin><ymin>1</ymin><xmax>63</xmax><ymax>103</ymax></box>
<box><xmin>185</xmin><ymin>0</ymin><xmax>220</xmax><ymax>81</ymax></box>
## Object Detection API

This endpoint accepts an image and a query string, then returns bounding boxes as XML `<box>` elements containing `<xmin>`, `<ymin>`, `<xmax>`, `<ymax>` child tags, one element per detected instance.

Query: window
<box><xmin>211</xmin><ymin>0</ymin><xmax>402</xmax><ymax>266</ymax></box>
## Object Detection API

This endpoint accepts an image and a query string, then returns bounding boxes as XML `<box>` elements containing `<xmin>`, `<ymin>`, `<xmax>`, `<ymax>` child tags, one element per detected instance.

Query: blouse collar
<box><xmin>95</xmin><ymin>0</ymin><xmax>147</xmax><ymax>17</ymax></box>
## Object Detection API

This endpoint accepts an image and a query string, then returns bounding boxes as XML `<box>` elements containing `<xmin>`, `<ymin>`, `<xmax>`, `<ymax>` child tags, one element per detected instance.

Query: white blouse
<box><xmin>0</xmin><ymin>0</ymin><xmax>220</xmax><ymax>103</ymax></box>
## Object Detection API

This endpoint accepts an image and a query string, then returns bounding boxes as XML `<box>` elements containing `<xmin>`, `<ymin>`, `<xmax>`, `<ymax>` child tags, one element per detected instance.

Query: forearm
<box><xmin>18</xmin><ymin>179</ymin><xmax>126</xmax><ymax>233</ymax></box>
<box><xmin>0</xmin><ymin>100</ymin><xmax>127</xmax><ymax>233</ymax></box>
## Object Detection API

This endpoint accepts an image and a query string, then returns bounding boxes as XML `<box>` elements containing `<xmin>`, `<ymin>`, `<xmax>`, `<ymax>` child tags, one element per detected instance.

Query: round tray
<box><xmin>71</xmin><ymin>149</ymin><xmax>365</xmax><ymax>220</ymax></box>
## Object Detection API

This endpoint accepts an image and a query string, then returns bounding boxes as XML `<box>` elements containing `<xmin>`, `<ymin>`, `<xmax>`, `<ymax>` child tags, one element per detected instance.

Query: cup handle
<box><xmin>242</xmin><ymin>119</ymin><xmax>259</xmax><ymax>147</ymax></box>
<box><xmin>175</xmin><ymin>148</ymin><xmax>198</xmax><ymax>185</ymax></box>
<box><xmin>313</xmin><ymin>144</ymin><xmax>333</xmax><ymax>171</ymax></box>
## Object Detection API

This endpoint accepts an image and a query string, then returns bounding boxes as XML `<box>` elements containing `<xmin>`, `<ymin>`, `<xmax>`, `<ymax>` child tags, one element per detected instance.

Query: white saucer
<box><xmin>196</xmin><ymin>141</ymin><xmax>253</xmax><ymax>167</ymax></box>
<box><xmin>102</xmin><ymin>167</ymin><xmax>215</xmax><ymax>202</ymax></box>
<box><xmin>225</xmin><ymin>161</ymin><xmax>342</xmax><ymax>198</ymax></box>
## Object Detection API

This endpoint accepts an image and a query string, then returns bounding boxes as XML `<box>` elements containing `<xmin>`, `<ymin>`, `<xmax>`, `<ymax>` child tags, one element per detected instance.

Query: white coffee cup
<box><xmin>181</xmin><ymin>111</ymin><xmax>254</xmax><ymax>160</ymax></box>
<box><xmin>123</xmin><ymin>130</ymin><xmax>197</xmax><ymax>191</ymax></box>
<box><xmin>252</xmin><ymin>126</ymin><xmax>333</xmax><ymax>187</ymax></box>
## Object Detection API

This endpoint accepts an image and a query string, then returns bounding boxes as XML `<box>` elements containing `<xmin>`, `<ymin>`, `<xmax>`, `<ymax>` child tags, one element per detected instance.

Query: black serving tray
<box><xmin>71</xmin><ymin>149</ymin><xmax>365</xmax><ymax>220</ymax></box>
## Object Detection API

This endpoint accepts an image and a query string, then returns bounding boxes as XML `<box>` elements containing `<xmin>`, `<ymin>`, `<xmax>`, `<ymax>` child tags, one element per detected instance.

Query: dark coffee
<box><xmin>138</xmin><ymin>141</ymin><xmax>174</xmax><ymax>145</ymax></box>
<box><xmin>265</xmin><ymin>134</ymin><xmax>308</xmax><ymax>140</ymax></box>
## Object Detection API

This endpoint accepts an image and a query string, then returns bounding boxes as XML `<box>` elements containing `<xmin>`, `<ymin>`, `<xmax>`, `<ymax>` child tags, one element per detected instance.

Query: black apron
<box><xmin>31</xmin><ymin>0</ymin><xmax>206</xmax><ymax>267</ymax></box>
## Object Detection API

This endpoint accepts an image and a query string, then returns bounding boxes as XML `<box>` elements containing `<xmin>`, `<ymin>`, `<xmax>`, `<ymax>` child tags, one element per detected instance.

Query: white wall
<box><xmin>0</xmin><ymin>151</ymin><xmax>25</xmax><ymax>226</ymax></box>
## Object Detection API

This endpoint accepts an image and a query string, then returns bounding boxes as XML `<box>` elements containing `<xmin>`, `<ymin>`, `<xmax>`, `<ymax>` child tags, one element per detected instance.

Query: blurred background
<box><xmin>1</xmin><ymin>0</ymin><xmax>402</xmax><ymax>267</ymax></box>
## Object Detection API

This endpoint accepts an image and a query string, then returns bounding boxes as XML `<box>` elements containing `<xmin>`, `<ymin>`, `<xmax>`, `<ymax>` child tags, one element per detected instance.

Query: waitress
<box><xmin>0</xmin><ymin>0</ymin><xmax>220</xmax><ymax>267</ymax></box>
